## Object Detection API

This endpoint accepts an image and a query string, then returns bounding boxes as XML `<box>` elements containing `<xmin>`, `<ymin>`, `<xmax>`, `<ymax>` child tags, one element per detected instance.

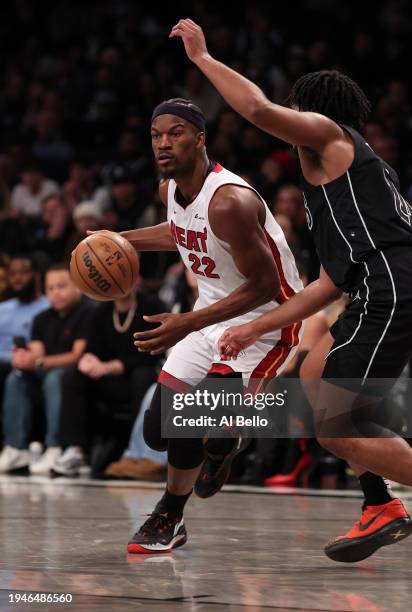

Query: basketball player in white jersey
<box><xmin>119</xmin><ymin>98</ymin><xmax>302</xmax><ymax>553</ymax></box>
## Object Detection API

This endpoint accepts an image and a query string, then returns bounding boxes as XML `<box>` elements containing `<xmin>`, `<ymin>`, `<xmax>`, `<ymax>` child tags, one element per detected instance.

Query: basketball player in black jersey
<box><xmin>172</xmin><ymin>18</ymin><xmax>412</xmax><ymax>562</ymax></box>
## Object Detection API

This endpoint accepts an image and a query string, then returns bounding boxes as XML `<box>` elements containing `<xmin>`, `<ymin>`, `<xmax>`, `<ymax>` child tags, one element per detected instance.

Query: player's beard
<box><xmin>158</xmin><ymin>166</ymin><xmax>176</xmax><ymax>179</ymax></box>
<box><xmin>13</xmin><ymin>278</ymin><xmax>37</xmax><ymax>303</ymax></box>
<box><xmin>158</xmin><ymin>162</ymin><xmax>183</xmax><ymax>180</ymax></box>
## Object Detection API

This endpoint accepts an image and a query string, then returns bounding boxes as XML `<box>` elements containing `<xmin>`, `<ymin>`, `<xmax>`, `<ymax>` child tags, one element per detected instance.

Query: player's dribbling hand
<box><xmin>134</xmin><ymin>313</ymin><xmax>193</xmax><ymax>355</ymax></box>
<box><xmin>86</xmin><ymin>229</ymin><xmax>114</xmax><ymax>236</ymax></box>
<box><xmin>169</xmin><ymin>19</ymin><xmax>209</xmax><ymax>64</ymax></box>
<box><xmin>218</xmin><ymin>324</ymin><xmax>260</xmax><ymax>360</ymax></box>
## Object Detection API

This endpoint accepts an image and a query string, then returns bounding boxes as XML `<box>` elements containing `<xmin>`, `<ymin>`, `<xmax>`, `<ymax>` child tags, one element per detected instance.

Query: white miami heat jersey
<box><xmin>167</xmin><ymin>163</ymin><xmax>303</xmax><ymax>336</ymax></box>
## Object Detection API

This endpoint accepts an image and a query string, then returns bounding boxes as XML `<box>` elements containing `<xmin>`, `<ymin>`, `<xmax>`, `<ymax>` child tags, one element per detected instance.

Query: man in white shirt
<box><xmin>10</xmin><ymin>162</ymin><xmax>60</xmax><ymax>217</ymax></box>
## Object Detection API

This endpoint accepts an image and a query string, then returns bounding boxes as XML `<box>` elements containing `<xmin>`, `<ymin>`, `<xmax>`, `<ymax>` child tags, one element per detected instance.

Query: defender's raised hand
<box><xmin>170</xmin><ymin>19</ymin><xmax>209</xmax><ymax>64</ymax></box>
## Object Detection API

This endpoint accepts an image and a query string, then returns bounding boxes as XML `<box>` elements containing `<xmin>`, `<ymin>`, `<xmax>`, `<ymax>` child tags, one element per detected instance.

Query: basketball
<box><xmin>70</xmin><ymin>231</ymin><xmax>139</xmax><ymax>301</ymax></box>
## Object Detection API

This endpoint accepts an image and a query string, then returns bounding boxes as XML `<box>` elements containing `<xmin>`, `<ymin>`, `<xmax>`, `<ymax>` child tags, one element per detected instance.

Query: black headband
<box><xmin>151</xmin><ymin>101</ymin><xmax>206</xmax><ymax>132</ymax></box>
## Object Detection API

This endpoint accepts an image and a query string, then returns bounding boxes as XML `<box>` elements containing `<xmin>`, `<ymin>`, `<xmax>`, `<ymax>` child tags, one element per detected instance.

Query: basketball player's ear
<box><xmin>196</xmin><ymin>131</ymin><xmax>206</xmax><ymax>149</ymax></box>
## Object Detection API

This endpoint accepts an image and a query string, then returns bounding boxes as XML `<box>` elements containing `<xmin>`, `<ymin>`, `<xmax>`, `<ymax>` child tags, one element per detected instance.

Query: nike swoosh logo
<box><xmin>358</xmin><ymin>509</ymin><xmax>385</xmax><ymax>531</ymax></box>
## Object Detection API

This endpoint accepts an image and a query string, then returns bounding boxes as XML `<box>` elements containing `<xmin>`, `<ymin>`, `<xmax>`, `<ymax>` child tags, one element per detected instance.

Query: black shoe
<box><xmin>194</xmin><ymin>433</ymin><xmax>251</xmax><ymax>498</ymax></box>
<box><xmin>127</xmin><ymin>511</ymin><xmax>187</xmax><ymax>554</ymax></box>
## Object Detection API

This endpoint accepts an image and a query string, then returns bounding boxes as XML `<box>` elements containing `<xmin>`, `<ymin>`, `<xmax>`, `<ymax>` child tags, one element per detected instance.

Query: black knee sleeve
<box><xmin>143</xmin><ymin>384</ymin><xmax>204</xmax><ymax>466</ymax></box>
<box><xmin>168</xmin><ymin>437</ymin><xmax>205</xmax><ymax>469</ymax></box>
<box><xmin>166</xmin><ymin>371</ymin><xmax>243</xmax><ymax>470</ymax></box>
<box><xmin>143</xmin><ymin>384</ymin><xmax>168</xmax><ymax>452</ymax></box>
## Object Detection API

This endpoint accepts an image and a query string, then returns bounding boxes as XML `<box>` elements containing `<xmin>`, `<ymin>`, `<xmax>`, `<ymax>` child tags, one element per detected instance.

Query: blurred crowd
<box><xmin>0</xmin><ymin>0</ymin><xmax>411</xmax><ymax>485</ymax></box>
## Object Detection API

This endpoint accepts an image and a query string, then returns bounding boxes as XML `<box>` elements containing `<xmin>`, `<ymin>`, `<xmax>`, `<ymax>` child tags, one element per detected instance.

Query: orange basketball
<box><xmin>70</xmin><ymin>231</ymin><xmax>139</xmax><ymax>301</ymax></box>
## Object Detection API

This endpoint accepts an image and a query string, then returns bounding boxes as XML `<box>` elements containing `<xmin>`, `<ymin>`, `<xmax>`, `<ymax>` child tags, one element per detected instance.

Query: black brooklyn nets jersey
<box><xmin>299</xmin><ymin>125</ymin><xmax>412</xmax><ymax>293</ymax></box>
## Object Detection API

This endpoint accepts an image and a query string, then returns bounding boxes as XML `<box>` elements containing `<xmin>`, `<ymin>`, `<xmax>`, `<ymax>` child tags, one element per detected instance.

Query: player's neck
<box><xmin>175</xmin><ymin>154</ymin><xmax>211</xmax><ymax>205</ymax></box>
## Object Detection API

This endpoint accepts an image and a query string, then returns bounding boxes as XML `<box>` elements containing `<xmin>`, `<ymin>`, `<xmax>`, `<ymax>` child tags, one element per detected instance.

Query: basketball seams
<box><xmin>85</xmin><ymin>239</ymin><xmax>126</xmax><ymax>294</ymax></box>
<box><xmin>73</xmin><ymin>248</ymin><xmax>109</xmax><ymax>298</ymax></box>
<box><xmin>100</xmin><ymin>234</ymin><xmax>137</xmax><ymax>285</ymax></box>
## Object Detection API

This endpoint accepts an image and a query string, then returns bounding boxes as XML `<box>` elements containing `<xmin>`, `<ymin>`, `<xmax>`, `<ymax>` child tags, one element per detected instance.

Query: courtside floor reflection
<box><xmin>0</xmin><ymin>477</ymin><xmax>411</xmax><ymax>610</ymax></box>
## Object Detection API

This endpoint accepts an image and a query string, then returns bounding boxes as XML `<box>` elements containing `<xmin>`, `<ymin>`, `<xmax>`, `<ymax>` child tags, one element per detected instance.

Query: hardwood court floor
<box><xmin>0</xmin><ymin>477</ymin><xmax>411</xmax><ymax>611</ymax></box>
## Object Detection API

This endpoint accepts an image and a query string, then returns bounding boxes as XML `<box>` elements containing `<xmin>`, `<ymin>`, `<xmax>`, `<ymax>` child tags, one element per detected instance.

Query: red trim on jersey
<box><xmin>264</xmin><ymin>229</ymin><xmax>296</xmax><ymax>303</ymax></box>
<box><xmin>158</xmin><ymin>370</ymin><xmax>192</xmax><ymax>393</ymax></box>
<box><xmin>213</xmin><ymin>163</ymin><xmax>223</xmax><ymax>173</ymax></box>
<box><xmin>208</xmin><ymin>363</ymin><xmax>235</xmax><ymax>376</ymax></box>
<box><xmin>247</xmin><ymin>320</ymin><xmax>302</xmax><ymax>395</ymax></box>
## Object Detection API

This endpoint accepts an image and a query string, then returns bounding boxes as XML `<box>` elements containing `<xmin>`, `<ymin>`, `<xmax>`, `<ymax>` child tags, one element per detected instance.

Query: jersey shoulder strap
<box><xmin>340</xmin><ymin>124</ymin><xmax>378</xmax><ymax>168</ymax></box>
<box><xmin>166</xmin><ymin>178</ymin><xmax>177</xmax><ymax>216</ymax></box>
<box><xmin>341</xmin><ymin>124</ymin><xmax>401</xmax><ymax>187</ymax></box>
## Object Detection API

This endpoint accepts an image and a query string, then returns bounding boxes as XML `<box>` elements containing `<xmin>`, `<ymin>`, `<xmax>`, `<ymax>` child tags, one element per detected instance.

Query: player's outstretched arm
<box><xmin>120</xmin><ymin>222</ymin><xmax>177</xmax><ymax>252</ymax></box>
<box><xmin>218</xmin><ymin>267</ymin><xmax>342</xmax><ymax>359</ymax></box>
<box><xmin>170</xmin><ymin>19</ymin><xmax>341</xmax><ymax>152</ymax></box>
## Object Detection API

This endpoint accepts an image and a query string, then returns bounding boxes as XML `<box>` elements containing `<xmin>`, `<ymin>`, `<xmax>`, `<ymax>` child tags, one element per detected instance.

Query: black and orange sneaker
<box><xmin>194</xmin><ymin>433</ymin><xmax>250</xmax><ymax>499</ymax></box>
<box><xmin>127</xmin><ymin>511</ymin><xmax>187</xmax><ymax>554</ymax></box>
<box><xmin>325</xmin><ymin>498</ymin><xmax>412</xmax><ymax>562</ymax></box>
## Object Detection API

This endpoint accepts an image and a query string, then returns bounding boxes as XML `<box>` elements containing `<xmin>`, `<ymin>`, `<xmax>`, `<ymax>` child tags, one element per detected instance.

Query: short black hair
<box><xmin>10</xmin><ymin>253</ymin><xmax>35</xmax><ymax>267</ymax></box>
<box><xmin>21</xmin><ymin>160</ymin><xmax>43</xmax><ymax>174</ymax></box>
<box><xmin>0</xmin><ymin>253</ymin><xmax>9</xmax><ymax>269</ymax></box>
<box><xmin>41</xmin><ymin>193</ymin><xmax>65</xmax><ymax>207</ymax></box>
<box><xmin>46</xmin><ymin>262</ymin><xmax>69</xmax><ymax>274</ymax></box>
<box><xmin>287</xmin><ymin>70</ymin><xmax>371</xmax><ymax>132</ymax></box>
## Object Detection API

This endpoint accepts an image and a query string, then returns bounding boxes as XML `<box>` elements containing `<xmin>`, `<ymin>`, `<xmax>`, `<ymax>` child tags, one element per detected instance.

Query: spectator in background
<box><xmin>103</xmin><ymin>166</ymin><xmax>144</xmax><ymax>231</ymax></box>
<box><xmin>236</xmin><ymin>126</ymin><xmax>270</xmax><ymax>174</ymax></box>
<box><xmin>0</xmin><ymin>157</ymin><xmax>11</xmax><ymax>220</ymax></box>
<box><xmin>53</xmin><ymin>282</ymin><xmax>167</xmax><ymax>476</ymax></box>
<box><xmin>62</xmin><ymin>159</ymin><xmax>98</xmax><ymax>213</ymax></box>
<box><xmin>178</xmin><ymin>67</ymin><xmax>224</xmax><ymax>123</ymax></box>
<box><xmin>272</xmin><ymin>184</ymin><xmax>318</xmax><ymax>280</ymax></box>
<box><xmin>0</xmin><ymin>254</ymin><xmax>11</xmax><ymax>302</ymax></box>
<box><xmin>368</xmin><ymin>134</ymin><xmax>399</xmax><ymax>169</ymax></box>
<box><xmin>0</xmin><ymin>254</ymin><xmax>49</xmax><ymax>409</ymax></box>
<box><xmin>35</xmin><ymin>195</ymin><xmax>73</xmax><ymax>263</ymax></box>
<box><xmin>83</xmin><ymin>90</ymin><xmax>119</xmax><ymax>155</ymax></box>
<box><xmin>3</xmin><ymin>140</ymin><xmax>31</xmax><ymax>186</ymax></box>
<box><xmin>272</xmin><ymin>184</ymin><xmax>306</xmax><ymax>229</ymax></box>
<box><xmin>257</xmin><ymin>154</ymin><xmax>288</xmax><ymax>203</ymax></box>
<box><xmin>208</xmin><ymin>110</ymin><xmax>242</xmax><ymax>169</ymax></box>
<box><xmin>64</xmin><ymin>201</ymin><xmax>103</xmax><ymax>262</ymax></box>
<box><xmin>10</xmin><ymin>162</ymin><xmax>60</xmax><ymax>218</ymax></box>
<box><xmin>104</xmin><ymin>384</ymin><xmax>167</xmax><ymax>480</ymax></box>
<box><xmin>100</xmin><ymin>130</ymin><xmax>150</xmax><ymax>184</ymax></box>
<box><xmin>32</xmin><ymin>111</ymin><xmax>73</xmax><ymax>180</ymax></box>
<box><xmin>0</xmin><ymin>264</ymin><xmax>91</xmax><ymax>474</ymax></box>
